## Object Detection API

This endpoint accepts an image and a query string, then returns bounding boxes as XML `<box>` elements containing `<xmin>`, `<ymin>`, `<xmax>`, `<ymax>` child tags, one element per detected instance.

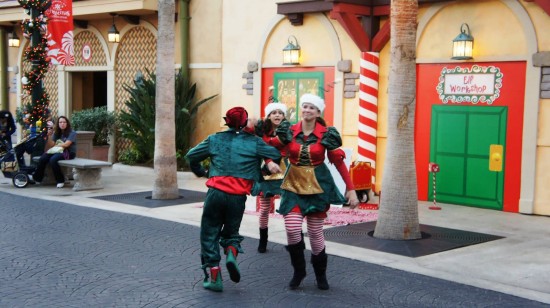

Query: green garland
<box><xmin>17</xmin><ymin>0</ymin><xmax>50</xmax><ymax>127</ymax></box>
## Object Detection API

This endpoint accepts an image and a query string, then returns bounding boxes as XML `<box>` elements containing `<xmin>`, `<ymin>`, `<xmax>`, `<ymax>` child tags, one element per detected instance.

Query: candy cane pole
<box><xmin>429</xmin><ymin>163</ymin><xmax>441</xmax><ymax>210</ymax></box>
<box><xmin>358</xmin><ymin>52</ymin><xmax>379</xmax><ymax>190</ymax></box>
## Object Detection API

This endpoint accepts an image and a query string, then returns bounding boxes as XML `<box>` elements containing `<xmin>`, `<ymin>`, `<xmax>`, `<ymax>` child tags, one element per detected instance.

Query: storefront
<box><xmin>2</xmin><ymin>0</ymin><xmax>549</xmax><ymax>215</ymax></box>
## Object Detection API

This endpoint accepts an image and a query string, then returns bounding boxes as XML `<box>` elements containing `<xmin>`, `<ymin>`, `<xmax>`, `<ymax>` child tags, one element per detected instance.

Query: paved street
<box><xmin>1</xmin><ymin>192</ymin><xmax>547</xmax><ymax>307</ymax></box>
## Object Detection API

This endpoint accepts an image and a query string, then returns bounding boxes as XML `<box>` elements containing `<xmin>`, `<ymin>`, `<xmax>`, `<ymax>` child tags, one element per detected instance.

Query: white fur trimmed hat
<box><xmin>264</xmin><ymin>102</ymin><xmax>287</xmax><ymax>117</ymax></box>
<box><xmin>300</xmin><ymin>94</ymin><xmax>325</xmax><ymax>113</ymax></box>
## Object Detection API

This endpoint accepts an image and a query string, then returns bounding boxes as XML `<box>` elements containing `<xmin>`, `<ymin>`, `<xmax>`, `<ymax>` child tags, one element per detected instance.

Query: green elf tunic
<box><xmin>185</xmin><ymin>128</ymin><xmax>282</xmax><ymax>268</ymax></box>
<box><xmin>251</xmin><ymin>119</ymin><xmax>288</xmax><ymax>198</ymax></box>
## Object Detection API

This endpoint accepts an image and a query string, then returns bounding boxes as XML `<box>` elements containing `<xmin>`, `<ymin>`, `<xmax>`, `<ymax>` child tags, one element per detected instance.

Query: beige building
<box><xmin>1</xmin><ymin>0</ymin><xmax>549</xmax><ymax>215</ymax></box>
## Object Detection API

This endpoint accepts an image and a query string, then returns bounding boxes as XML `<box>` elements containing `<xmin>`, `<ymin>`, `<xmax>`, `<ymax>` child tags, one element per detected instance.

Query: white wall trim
<box><xmin>416</xmin><ymin>55</ymin><xmax>530</xmax><ymax>64</ymax></box>
<box><xmin>189</xmin><ymin>63</ymin><xmax>222</xmax><ymax>69</ymax></box>
<box><xmin>502</xmin><ymin>0</ymin><xmax>540</xmax><ymax>214</ymax></box>
<box><xmin>63</xmin><ymin>66</ymin><xmax>113</xmax><ymax>72</ymax></box>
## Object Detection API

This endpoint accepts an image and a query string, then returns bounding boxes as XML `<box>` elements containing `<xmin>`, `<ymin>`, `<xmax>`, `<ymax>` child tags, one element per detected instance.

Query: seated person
<box><xmin>31</xmin><ymin>116</ymin><xmax>76</xmax><ymax>188</ymax></box>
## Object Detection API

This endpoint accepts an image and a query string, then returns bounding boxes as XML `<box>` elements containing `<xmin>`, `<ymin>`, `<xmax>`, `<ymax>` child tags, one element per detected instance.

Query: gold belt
<box><xmin>281</xmin><ymin>165</ymin><xmax>324</xmax><ymax>195</ymax></box>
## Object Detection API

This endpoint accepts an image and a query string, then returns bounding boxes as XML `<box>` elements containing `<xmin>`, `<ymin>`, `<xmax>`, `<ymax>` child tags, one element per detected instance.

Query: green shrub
<box><xmin>71</xmin><ymin>106</ymin><xmax>116</xmax><ymax>146</ymax></box>
<box><xmin>117</xmin><ymin>69</ymin><xmax>217</xmax><ymax>168</ymax></box>
<box><xmin>118</xmin><ymin>74</ymin><xmax>157</xmax><ymax>163</ymax></box>
<box><xmin>118</xmin><ymin>147</ymin><xmax>144</xmax><ymax>165</ymax></box>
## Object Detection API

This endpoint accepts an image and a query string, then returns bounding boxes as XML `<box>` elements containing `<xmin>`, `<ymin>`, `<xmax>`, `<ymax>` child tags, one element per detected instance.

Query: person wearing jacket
<box><xmin>0</xmin><ymin>111</ymin><xmax>16</xmax><ymax>149</ymax></box>
<box><xmin>185</xmin><ymin>106</ymin><xmax>282</xmax><ymax>292</ymax></box>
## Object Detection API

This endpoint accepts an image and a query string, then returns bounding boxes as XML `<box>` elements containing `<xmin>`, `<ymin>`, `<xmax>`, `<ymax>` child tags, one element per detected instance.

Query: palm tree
<box><xmin>152</xmin><ymin>0</ymin><xmax>179</xmax><ymax>199</ymax></box>
<box><xmin>373</xmin><ymin>0</ymin><xmax>421</xmax><ymax>240</ymax></box>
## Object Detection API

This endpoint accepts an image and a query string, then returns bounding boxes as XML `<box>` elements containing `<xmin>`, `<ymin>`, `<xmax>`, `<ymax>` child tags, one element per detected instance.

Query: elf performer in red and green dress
<box><xmin>276</xmin><ymin>94</ymin><xmax>360</xmax><ymax>291</ymax></box>
<box><xmin>185</xmin><ymin>106</ymin><xmax>282</xmax><ymax>292</ymax></box>
<box><xmin>251</xmin><ymin>101</ymin><xmax>289</xmax><ymax>253</ymax></box>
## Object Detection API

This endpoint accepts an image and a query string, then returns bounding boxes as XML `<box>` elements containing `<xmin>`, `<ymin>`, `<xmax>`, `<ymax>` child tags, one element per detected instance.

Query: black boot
<box><xmin>311</xmin><ymin>248</ymin><xmax>329</xmax><ymax>290</ymax></box>
<box><xmin>286</xmin><ymin>239</ymin><xmax>306</xmax><ymax>290</ymax></box>
<box><xmin>258</xmin><ymin>228</ymin><xmax>268</xmax><ymax>253</ymax></box>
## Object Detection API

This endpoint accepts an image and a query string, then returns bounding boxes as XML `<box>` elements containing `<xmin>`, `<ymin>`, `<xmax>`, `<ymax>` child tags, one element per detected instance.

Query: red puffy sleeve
<box><xmin>327</xmin><ymin>148</ymin><xmax>354</xmax><ymax>191</ymax></box>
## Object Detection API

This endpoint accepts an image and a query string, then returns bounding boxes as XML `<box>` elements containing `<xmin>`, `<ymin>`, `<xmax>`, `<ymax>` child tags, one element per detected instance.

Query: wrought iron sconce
<box><xmin>452</xmin><ymin>23</ymin><xmax>474</xmax><ymax>60</ymax></box>
<box><xmin>108</xmin><ymin>13</ymin><xmax>120</xmax><ymax>43</ymax></box>
<box><xmin>8</xmin><ymin>30</ymin><xmax>20</xmax><ymax>47</ymax></box>
<box><xmin>283</xmin><ymin>35</ymin><xmax>300</xmax><ymax>65</ymax></box>
<box><xmin>8</xmin><ymin>22</ymin><xmax>20</xmax><ymax>47</ymax></box>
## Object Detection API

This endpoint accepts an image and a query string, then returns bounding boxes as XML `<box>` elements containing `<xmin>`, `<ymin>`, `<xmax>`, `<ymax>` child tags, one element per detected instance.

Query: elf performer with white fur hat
<box><xmin>275</xmin><ymin>93</ymin><xmax>360</xmax><ymax>291</ymax></box>
<box><xmin>251</xmin><ymin>100</ymin><xmax>289</xmax><ymax>253</ymax></box>
<box><xmin>185</xmin><ymin>107</ymin><xmax>282</xmax><ymax>292</ymax></box>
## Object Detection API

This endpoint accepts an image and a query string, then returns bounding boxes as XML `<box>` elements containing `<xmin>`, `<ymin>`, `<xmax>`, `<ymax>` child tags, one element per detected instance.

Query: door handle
<box><xmin>489</xmin><ymin>144</ymin><xmax>503</xmax><ymax>172</ymax></box>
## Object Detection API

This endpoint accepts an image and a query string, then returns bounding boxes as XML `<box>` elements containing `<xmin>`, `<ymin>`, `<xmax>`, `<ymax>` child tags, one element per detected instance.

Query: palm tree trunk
<box><xmin>152</xmin><ymin>0</ymin><xmax>179</xmax><ymax>199</ymax></box>
<box><xmin>373</xmin><ymin>0</ymin><xmax>421</xmax><ymax>240</ymax></box>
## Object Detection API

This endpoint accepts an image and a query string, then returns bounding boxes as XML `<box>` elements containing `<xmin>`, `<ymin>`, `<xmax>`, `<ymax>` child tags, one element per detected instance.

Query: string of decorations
<box><xmin>17</xmin><ymin>0</ymin><xmax>51</xmax><ymax>130</ymax></box>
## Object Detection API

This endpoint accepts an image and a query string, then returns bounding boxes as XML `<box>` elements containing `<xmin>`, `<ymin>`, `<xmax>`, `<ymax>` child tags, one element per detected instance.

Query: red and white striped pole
<box><xmin>358</xmin><ymin>52</ymin><xmax>379</xmax><ymax>190</ymax></box>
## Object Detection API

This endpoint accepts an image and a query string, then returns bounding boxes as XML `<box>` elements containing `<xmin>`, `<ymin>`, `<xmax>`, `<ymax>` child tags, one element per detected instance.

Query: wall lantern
<box><xmin>452</xmin><ymin>23</ymin><xmax>474</xmax><ymax>60</ymax></box>
<box><xmin>108</xmin><ymin>13</ymin><xmax>120</xmax><ymax>43</ymax></box>
<box><xmin>283</xmin><ymin>35</ymin><xmax>301</xmax><ymax>65</ymax></box>
<box><xmin>8</xmin><ymin>29</ymin><xmax>20</xmax><ymax>47</ymax></box>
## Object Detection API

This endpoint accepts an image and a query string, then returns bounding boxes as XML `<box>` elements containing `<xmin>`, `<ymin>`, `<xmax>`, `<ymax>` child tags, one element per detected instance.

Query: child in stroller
<box><xmin>0</xmin><ymin>135</ymin><xmax>41</xmax><ymax>187</ymax></box>
<box><xmin>0</xmin><ymin>116</ymin><xmax>52</xmax><ymax>188</ymax></box>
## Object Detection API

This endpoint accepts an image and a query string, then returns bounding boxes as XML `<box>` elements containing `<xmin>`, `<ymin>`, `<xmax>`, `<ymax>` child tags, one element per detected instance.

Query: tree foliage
<box><xmin>117</xmin><ymin>69</ymin><xmax>217</xmax><ymax>168</ymax></box>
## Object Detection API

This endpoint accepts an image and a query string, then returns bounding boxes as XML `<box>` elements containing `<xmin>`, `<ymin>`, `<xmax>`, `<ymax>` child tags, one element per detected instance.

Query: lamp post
<box><xmin>452</xmin><ymin>23</ymin><xmax>474</xmax><ymax>60</ymax></box>
<box><xmin>282</xmin><ymin>35</ymin><xmax>300</xmax><ymax>65</ymax></box>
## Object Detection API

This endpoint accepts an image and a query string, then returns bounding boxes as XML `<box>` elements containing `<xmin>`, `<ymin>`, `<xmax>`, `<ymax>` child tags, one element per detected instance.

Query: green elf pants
<box><xmin>200</xmin><ymin>188</ymin><xmax>246</xmax><ymax>268</ymax></box>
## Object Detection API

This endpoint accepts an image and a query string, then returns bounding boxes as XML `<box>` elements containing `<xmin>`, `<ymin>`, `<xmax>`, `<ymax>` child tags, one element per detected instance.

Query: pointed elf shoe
<box><xmin>203</xmin><ymin>266</ymin><xmax>223</xmax><ymax>292</ymax></box>
<box><xmin>225</xmin><ymin>246</ymin><xmax>241</xmax><ymax>283</ymax></box>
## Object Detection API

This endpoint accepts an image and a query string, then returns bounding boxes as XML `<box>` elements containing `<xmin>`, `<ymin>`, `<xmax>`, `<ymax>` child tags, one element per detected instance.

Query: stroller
<box><xmin>1</xmin><ymin>133</ymin><xmax>44</xmax><ymax>188</ymax></box>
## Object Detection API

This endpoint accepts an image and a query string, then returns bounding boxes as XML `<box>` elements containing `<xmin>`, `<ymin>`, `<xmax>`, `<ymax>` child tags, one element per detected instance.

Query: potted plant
<box><xmin>71</xmin><ymin>106</ymin><xmax>116</xmax><ymax>161</ymax></box>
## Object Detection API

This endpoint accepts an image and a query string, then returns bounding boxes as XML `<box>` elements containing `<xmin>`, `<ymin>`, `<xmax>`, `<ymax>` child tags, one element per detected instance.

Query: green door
<box><xmin>429</xmin><ymin>106</ymin><xmax>507</xmax><ymax>210</ymax></box>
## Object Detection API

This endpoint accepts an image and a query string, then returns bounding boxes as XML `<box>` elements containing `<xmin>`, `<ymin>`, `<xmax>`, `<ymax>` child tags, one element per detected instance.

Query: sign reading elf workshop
<box><xmin>436</xmin><ymin>65</ymin><xmax>503</xmax><ymax>104</ymax></box>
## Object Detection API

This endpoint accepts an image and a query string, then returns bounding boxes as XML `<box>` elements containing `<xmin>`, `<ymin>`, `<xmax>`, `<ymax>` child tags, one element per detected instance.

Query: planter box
<box><xmin>76</xmin><ymin>131</ymin><xmax>95</xmax><ymax>159</ymax></box>
<box><xmin>92</xmin><ymin>145</ymin><xmax>110</xmax><ymax>161</ymax></box>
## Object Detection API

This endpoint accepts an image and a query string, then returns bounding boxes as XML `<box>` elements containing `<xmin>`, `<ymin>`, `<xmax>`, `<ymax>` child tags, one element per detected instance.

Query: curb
<box><xmin>112</xmin><ymin>163</ymin><xmax>198</xmax><ymax>181</ymax></box>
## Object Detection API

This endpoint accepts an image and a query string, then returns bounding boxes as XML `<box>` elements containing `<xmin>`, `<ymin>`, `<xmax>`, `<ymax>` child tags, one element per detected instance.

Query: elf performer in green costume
<box><xmin>276</xmin><ymin>94</ymin><xmax>360</xmax><ymax>291</ymax></box>
<box><xmin>251</xmin><ymin>101</ymin><xmax>288</xmax><ymax>253</ymax></box>
<box><xmin>185</xmin><ymin>106</ymin><xmax>282</xmax><ymax>292</ymax></box>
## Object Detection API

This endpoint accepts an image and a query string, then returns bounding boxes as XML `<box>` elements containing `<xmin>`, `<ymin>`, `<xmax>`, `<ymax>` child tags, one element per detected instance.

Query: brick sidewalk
<box><xmin>1</xmin><ymin>192</ymin><xmax>547</xmax><ymax>307</ymax></box>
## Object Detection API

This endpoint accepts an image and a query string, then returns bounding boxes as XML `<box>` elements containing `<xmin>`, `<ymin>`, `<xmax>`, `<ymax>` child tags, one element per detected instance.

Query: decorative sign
<box><xmin>436</xmin><ymin>65</ymin><xmax>503</xmax><ymax>104</ymax></box>
<box><xmin>45</xmin><ymin>0</ymin><xmax>75</xmax><ymax>65</ymax></box>
<box><xmin>82</xmin><ymin>43</ymin><xmax>92</xmax><ymax>62</ymax></box>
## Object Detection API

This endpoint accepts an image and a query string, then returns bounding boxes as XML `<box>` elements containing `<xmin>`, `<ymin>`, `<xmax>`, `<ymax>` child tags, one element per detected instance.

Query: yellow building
<box><xmin>1</xmin><ymin>0</ymin><xmax>549</xmax><ymax>215</ymax></box>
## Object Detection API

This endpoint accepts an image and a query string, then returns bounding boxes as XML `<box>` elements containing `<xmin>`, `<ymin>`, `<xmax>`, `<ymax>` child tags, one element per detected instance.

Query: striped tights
<box><xmin>258</xmin><ymin>196</ymin><xmax>272</xmax><ymax>229</ymax></box>
<box><xmin>284</xmin><ymin>211</ymin><xmax>325</xmax><ymax>255</ymax></box>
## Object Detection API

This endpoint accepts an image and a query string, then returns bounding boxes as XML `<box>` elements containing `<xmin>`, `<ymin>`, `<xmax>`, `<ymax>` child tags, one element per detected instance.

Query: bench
<box><xmin>31</xmin><ymin>156</ymin><xmax>73</xmax><ymax>184</ymax></box>
<box><xmin>58</xmin><ymin>158</ymin><xmax>112</xmax><ymax>191</ymax></box>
